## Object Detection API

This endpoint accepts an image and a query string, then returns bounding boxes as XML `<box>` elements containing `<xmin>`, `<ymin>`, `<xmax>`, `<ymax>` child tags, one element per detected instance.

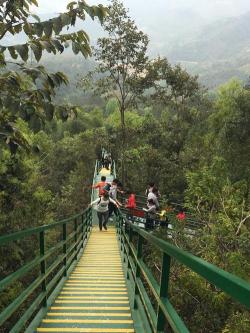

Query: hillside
<box><xmin>167</xmin><ymin>12</ymin><xmax>250</xmax><ymax>87</ymax></box>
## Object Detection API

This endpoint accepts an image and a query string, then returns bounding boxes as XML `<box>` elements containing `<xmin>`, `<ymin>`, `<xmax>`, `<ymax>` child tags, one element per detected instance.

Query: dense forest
<box><xmin>0</xmin><ymin>0</ymin><xmax>249</xmax><ymax>332</ymax></box>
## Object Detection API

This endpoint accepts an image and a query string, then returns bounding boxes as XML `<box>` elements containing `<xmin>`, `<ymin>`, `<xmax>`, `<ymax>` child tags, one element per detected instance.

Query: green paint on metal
<box><xmin>0</xmin><ymin>208</ymin><xmax>92</xmax><ymax>332</ymax></box>
<box><xmin>116</xmin><ymin>212</ymin><xmax>250</xmax><ymax>333</ymax></box>
<box><xmin>1</xmin><ymin>159</ymin><xmax>250</xmax><ymax>333</ymax></box>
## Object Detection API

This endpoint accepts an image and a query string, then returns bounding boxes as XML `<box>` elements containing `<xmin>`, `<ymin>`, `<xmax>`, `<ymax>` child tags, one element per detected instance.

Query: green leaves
<box><xmin>5</xmin><ymin>29</ymin><xmax>92</xmax><ymax>63</ymax></box>
<box><xmin>52</xmin><ymin>17</ymin><xmax>63</xmax><ymax>35</ymax></box>
<box><xmin>43</xmin><ymin>21</ymin><xmax>53</xmax><ymax>38</ymax></box>
<box><xmin>8</xmin><ymin>47</ymin><xmax>18</xmax><ymax>60</ymax></box>
<box><xmin>43</xmin><ymin>103</ymin><xmax>55</xmax><ymax>121</ymax></box>
<box><xmin>15</xmin><ymin>45</ymin><xmax>29</xmax><ymax>62</ymax></box>
<box><xmin>0</xmin><ymin>0</ymin><xmax>107</xmax><ymax>153</ymax></box>
<box><xmin>30</xmin><ymin>42</ymin><xmax>42</xmax><ymax>62</ymax></box>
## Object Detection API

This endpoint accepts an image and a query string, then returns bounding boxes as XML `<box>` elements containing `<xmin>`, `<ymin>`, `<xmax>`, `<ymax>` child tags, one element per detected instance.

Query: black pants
<box><xmin>97</xmin><ymin>211</ymin><xmax>109</xmax><ymax>230</ymax></box>
<box><xmin>108</xmin><ymin>202</ymin><xmax>118</xmax><ymax>217</ymax></box>
<box><xmin>145</xmin><ymin>218</ymin><xmax>155</xmax><ymax>230</ymax></box>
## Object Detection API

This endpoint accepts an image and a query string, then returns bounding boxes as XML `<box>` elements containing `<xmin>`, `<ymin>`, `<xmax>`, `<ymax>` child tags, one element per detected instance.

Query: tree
<box><xmin>149</xmin><ymin>57</ymin><xmax>201</xmax><ymax>116</ymax></box>
<box><xmin>81</xmin><ymin>0</ymin><xmax>152</xmax><ymax>136</ymax></box>
<box><xmin>0</xmin><ymin>0</ymin><xmax>106</xmax><ymax>153</ymax></box>
<box><xmin>80</xmin><ymin>0</ymin><xmax>156</xmax><ymax>181</ymax></box>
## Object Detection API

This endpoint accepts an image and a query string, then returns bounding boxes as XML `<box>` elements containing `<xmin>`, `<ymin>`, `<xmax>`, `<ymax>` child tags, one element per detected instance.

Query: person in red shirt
<box><xmin>125</xmin><ymin>193</ymin><xmax>136</xmax><ymax>209</ymax></box>
<box><xmin>125</xmin><ymin>191</ymin><xmax>136</xmax><ymax>221</ymax></box>
<box><xmin>92</xmin><ymin>176</ymin><xmax>107</xmax><ymax>196</ymax></box>
<box><xmin>177</xmin><ymin>211</ymin><xmax>186</xmax><ymax>220</ymax></box>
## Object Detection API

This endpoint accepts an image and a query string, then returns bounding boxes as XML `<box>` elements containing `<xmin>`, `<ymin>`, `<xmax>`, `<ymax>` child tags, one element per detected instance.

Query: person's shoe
<box><xmin>99</xmin><ymin>228</ymin><xmax>102</xmax><ymax>231</ymax></box>
<box><xmin>103</xmin><ymin>224</ymin><xmax>107</xmax><ymax>230</ymax></box>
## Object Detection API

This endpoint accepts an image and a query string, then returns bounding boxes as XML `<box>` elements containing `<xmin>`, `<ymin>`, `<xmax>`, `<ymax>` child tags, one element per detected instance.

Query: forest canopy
<box><xmin>0</xmin><ymin>1</ymin><xmax>249</xmax><ymax>333</ymax></box>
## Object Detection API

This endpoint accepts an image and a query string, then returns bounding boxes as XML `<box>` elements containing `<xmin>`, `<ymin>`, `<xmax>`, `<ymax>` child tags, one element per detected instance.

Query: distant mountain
<box><xmin>168</xmin><ymin>12</ymin><xmax>250</xmax><ymax>61</ymax></box>
<box><xmin>167</xmin><ymin>12</ymin><xmax>250</xmax><ymax>87</ymax></box>
<box><xmin>4</xmin><ymin>7</ymin><xmax>250</xmax><ymax>90</ymax></box>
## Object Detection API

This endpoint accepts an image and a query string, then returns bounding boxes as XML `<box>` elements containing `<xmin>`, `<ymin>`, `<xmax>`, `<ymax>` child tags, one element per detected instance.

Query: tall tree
<box><xmin>81</xmin><ymin>1</ymin><xmax>153</xmax><ymax>133</ymax></box>
<box><xmin>80</xmin><ymin>0</ymin><xmax>153</xmax><ymax>181</ymax></box>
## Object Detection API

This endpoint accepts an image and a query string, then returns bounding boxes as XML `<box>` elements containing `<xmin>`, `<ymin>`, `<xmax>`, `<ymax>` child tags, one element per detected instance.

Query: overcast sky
<box><xmin>33</xmin><ymin>0</ymin><xmax>250</xmax><ymax>18</ymax></box>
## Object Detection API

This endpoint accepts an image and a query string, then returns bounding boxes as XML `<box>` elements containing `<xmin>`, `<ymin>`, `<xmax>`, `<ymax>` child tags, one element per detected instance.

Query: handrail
<box><xmin>0</xmin><ymin>207</ymin><xmax>92</xmax><ymax>333</ymax></box>
<box><xmin>119</xmin><ymin>193</ymin><xmax>205</xmax><ymax>230</ymax></box>
<box><xmin>116</xmin><ymin>213</ymin><xmax>250</xmax><ymax>333</ymax></box>
<box><xmin>0</xmin><ymin>212</ymin><xmax>83</xmax><ymax>246</ymax></box>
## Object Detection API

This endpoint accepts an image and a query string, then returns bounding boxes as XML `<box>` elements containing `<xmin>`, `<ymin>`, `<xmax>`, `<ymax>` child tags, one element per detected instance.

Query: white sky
<box><xmin>33</xmin><ymin>0</ymin><xmax>250</xmax><ymax>17</ymax></box>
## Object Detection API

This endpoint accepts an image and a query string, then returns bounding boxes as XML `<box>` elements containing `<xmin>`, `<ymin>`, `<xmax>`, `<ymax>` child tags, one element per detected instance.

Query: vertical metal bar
<box><xmin>74</xmin><ymin>218</ymin><xmax>78</xmax><ymax>260</ymax></box>
<box><xmin>81</xmin><ymin>213</ymin><xmax>84</xmax><ymax>248</ymax></box>
<box><xmin>86</xmin><ymin>209</ymin><xmax>90</xmax><ymax>235</ymax></box>
<box><xmin>39</xmin><ymin>231</ymin><xmax>47</xmax><ymax>307</ymax></box>
<box><xmin>88</xmin><ymin>207</ymin><xmax>92</xmax><ymax>232</ymax></box>
<box><xmin>133</xmin><ymin>233</ymin><xmax>143</xmax><ymax>309</ymax></box>
<box><xmin>63</xmin><ymin>223</ymin><xmax>67</xmax><ymax>277</ymax></box>
<box><xmin>156</xmin><ymin>252</ymin><xmax>171</xmax><ymax>332</ymax></box>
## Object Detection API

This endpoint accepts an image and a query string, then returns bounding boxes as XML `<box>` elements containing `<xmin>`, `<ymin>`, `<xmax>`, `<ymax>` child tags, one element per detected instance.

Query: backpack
<box><xmin>103</xmin><ymin>183</ymin><xmax>111</xmax><ymax>192</ymax></box>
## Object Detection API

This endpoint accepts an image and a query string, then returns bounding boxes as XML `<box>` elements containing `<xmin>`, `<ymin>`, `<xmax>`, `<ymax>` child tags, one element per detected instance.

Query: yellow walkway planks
<box><xmin>37</xmin><ymin>227</ymin><xmax>135</xmax><ymax>333</ymax></box>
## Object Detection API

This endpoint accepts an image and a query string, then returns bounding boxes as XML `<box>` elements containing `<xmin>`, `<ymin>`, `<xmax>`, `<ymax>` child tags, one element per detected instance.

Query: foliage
<box><xmin>0</xmin><ymin>2</ymin><xmax>249</xmax><ymax>331</ymax></box>
<box><xmin>0</xmin><ymin>0</ymin><xmax>106</xmax><ymax>153</ymax></box>
<box><xmin>80</xmin><ymin>0</ymin><xmax>151</xmax><ymax>131</ymax></box>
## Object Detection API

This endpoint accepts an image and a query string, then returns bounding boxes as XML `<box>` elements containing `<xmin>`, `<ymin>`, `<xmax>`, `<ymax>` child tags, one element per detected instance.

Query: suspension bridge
<box><xmin>0</xmin><ymin>158</ymin><xmax>249</xmax><ymax>333</ymax></box>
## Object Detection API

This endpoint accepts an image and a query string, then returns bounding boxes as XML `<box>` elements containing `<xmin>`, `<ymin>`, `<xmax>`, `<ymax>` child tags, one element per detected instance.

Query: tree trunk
<box><xmin>120</xmin><ymin>105</ymin><xmax>126</xmax><ymax>185</ymax></box>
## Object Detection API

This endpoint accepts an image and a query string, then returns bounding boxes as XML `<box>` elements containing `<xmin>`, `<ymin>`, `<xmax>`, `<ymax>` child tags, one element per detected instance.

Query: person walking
<box><xmin>145</xmin><ymin>182</ymin><xmax>155</xmax><ymax>196</ymax></box>
<box><xmin>147</xmin><ymin>187</ymin><xmax>160</xmax><ymax>209</ymax></box>
<box><xmin>145</xmin><ymin>182</ymin><xmax>161</xmax><ymax>198</ymax></box>
<box><xmin>108</xmin><ymin>179</ymin><xmax>122</xmax><ymax>220</ymax></box>
<box><xmin>143</xmin><ymin>199</ymin><xmax>157</xmax><ymax>230</ymax></box>
<box><xmin>92</xmin><ymin>176</ymin><xmax>107</xmax><ymax>196</ymax></box>
<box><xmin>90</xmin><ymin>192</ymin><xmax>118</xmax><ymax>231</ymax></box>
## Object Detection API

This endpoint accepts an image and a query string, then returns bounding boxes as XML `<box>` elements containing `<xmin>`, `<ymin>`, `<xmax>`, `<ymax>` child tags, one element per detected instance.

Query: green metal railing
<box><xmin>116</xmin><ymin>213</ymin><xmax>250</xmax><ymax>333</ymax></box>
<box><xmin>0</xmin><ymin>207</ymin><xmax>92</xmax><ymax>333</ymax></box>
<box><xmin>118</xmin><ymin>193</ymin><xmax>206</xmax><ymax>231</ymax></box>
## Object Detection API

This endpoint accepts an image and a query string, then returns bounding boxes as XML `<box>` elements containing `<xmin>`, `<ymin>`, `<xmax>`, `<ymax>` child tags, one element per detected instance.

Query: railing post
<box><xmin>156</xmin><ymin>252</ymin><xmax>171</xmax><ymax>332</ymax></box>
<box><xmin>133</xmin><ymin>233</ymin><xmax>143</xmax><ymax>309</ymax></box>
<box><xmin>63</xmin><ymin>223</ymin><xmax>67</xmax><ymax>276</ymax></box>
<box><xmin>111</xmin><ymin>160</ymin><xmax>114</xmax><ymax>175</ymax></box>
<box><xmin>88</xmin><ymin>207</ymin><xmax>92</xmax><ymax>231</ymax></box>
<box><xmin>39</xmin><ymin>231</ymin><xmax>47</xmax><ymax>307</ymax></box>
<box><xmin>118</xmin><ymin>215</ymin><xmax>125</xmax><ymax>262</ymax></box>
<box><xmin>74</xmin><ymin>218</ymin><xmax>78</xmax><ymax>260</ymax></box>
<box><xmin>81</xmin><ymin>213</ymin><xmax>85</xmax><ymax>248</ymax></box>
<box><xmin>126</xmin><ymin>223</ymin><xmax>133</xmax><ymax>279</ymax></box>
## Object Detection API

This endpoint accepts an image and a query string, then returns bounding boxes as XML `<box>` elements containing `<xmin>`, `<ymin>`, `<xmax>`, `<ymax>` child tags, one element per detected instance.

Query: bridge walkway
<box><xmin>37</xmin><ymin>226</ymin><xmax>135</xmax><ymax>333</ymax></box>
<box><xmin>1</xmin><ymin>156</ymin><xmax>249</xmax><ymax>333</ymax></box>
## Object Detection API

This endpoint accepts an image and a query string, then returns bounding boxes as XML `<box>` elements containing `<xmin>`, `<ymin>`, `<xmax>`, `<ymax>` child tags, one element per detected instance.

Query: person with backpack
<box><xmin>145</xmin><ymin>182</ymin><xmax>155</xmax><ymax>196</ymax></box>
<box><xmin>108</xmin><ymin>179</ymin><xmax>122</xmax><ymax>219</ymax></box>
<box><xmin>90</xmin><ymin>192</ymin><xmax>118</xmax><ymax>231</ymax></box>
<box><xmin>147</xmin><ymin>187</ymin><xmax>160</xmax><ymax>209</ymax></box>
<box><xmin>143</xmin><ymin>199</ymin><xmax>157</xmax><ymax>230</ymax></box>
<box><xmin>92</xmin><ymin>176</ymin><xmax>107</xmax><ymax>196</ymax></box>
<box><xmin>145</xmin><ymin>182</ymin><xmax>161</xmax><ymax>198</ymax></box>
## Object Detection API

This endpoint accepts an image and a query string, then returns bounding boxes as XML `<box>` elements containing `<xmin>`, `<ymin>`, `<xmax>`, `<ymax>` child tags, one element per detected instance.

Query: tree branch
<box><xmin>236</xmin><ymin>213</ymin><xmax>250</xmax><ymax>236</ymax></box>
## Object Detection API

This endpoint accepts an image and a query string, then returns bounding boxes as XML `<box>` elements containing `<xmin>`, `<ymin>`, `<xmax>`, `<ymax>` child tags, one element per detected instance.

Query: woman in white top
<box><xmin>90</xmin><ymin>193</ymin><xmax>118</xmax><ymax>231</ymax></box>
<box><xmin>143</xmin><ymin>199</ymin><xmax>157</xmax><ymax>230</ymax></box>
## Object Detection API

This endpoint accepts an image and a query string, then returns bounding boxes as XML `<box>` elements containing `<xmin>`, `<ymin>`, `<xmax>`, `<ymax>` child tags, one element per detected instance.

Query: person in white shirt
<box><xmin>90</xmin><ymin>193</ymin><xmax>118</xmax><ymax>231</ymax></box>
<box><xmin>108</xmin><ymin>179</ymin><xmax>122</xmax><ymax>219</ymax></box>
<box><xmin>147</xmin><ymin>187</ymin><xmax>160</xmax><ymax>209</ymax></box>
<box><xmin>145</xmin><ymin>182</ymin><xmax>155</xmax><ymax>196</ymax></box>
<box><xmin>143</xmin><ymin>199</ymin><xmax>157</xmax><ymax>230</ymax></box>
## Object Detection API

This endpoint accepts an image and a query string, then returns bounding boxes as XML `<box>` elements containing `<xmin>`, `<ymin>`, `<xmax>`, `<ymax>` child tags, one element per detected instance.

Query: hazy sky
<box><xmin>33</xmin><ymin>0</ymin><xmax>250</xmax><ymax>18</ymax></box>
